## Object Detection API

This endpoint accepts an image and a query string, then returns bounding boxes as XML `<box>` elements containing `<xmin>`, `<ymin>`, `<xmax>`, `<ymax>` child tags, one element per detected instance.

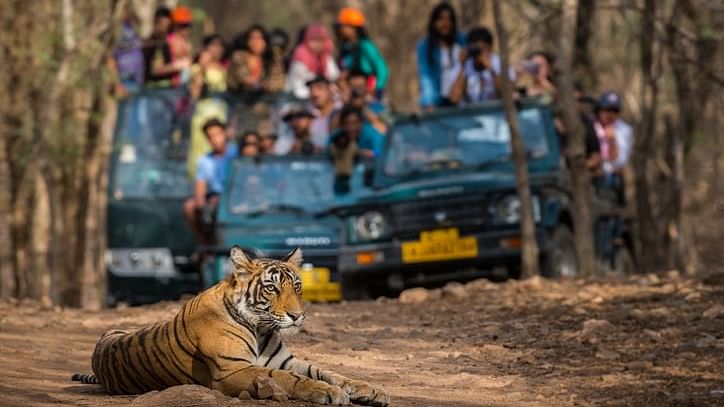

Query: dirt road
<box><xmin>1</xmin><ymin>272</ymin><xmax>722</xmax><ymax>406</ymax></box>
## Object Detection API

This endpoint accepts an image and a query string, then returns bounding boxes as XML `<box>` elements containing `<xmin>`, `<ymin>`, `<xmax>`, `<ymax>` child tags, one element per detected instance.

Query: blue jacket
<box><xmin>416</xmin><ymin>33</ymin><xmax>466</xmax><ymax>108</ymax></box>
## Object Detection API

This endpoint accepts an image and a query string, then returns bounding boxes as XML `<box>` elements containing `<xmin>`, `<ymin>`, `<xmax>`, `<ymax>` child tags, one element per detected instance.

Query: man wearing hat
<box><xmin>273</xmin><ymin>103</ymin><xmax>319</xmax><ymax>155</ymax></box>
<box><xmin>594</xmin><ymin>91</ymin><xmax>633</xmax><ymax>202</ymax></box>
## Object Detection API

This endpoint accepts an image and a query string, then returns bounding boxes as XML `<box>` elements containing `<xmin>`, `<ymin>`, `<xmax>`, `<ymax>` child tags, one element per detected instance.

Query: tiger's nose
<box><xmin>287</xmin><ymin>311</ymin><xmax>304</xmax><ymax>321</ymax></box>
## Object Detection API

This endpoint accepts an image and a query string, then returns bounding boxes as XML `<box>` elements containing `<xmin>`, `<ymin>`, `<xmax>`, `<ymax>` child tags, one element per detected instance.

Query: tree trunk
<box><xmin>574</xmin><ymin>0</ymin><xmax>597</xmax><ymax>89</ymax></box>
<box><xmin>556</xmin><ymin>0</ymin><xmax>597</xmax><ymax>277</ymax></box>
<box><xmin>633</xmin><ymin>0</ymin><xmax>664</xmax><ymax>274</ymax></box>
<box><xmin>493</xmin><ymin>0</ymin><xmax>540</xmax><ymax>278</ymax></box>
<box><xmin>0</xmin><ymin>129</ymin><xmax>16</xmax><ymax>299</ymax></box>
<box><xmin>76</xmin><ymin>89</ymin><xmax>115</xmax><ymax>310</ymax></box>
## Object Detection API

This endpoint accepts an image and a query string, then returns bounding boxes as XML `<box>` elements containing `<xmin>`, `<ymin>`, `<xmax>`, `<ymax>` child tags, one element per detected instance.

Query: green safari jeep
<box><xmin>336</xmin><ymin>100</ymin><xmax>635</xmax><ymax>299</ymax></box>
<box><xmin>106</xmin><ymin>89</ymin><xmax>200</xmax><ymax>305</ymax></box>
<box><xmin>201</xmin><ymin>155</ymin><xmax>370</xmax><ymax>302</ymax></box>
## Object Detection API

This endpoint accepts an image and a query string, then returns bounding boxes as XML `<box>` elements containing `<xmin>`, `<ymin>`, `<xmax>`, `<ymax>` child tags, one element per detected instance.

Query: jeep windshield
<box><xmin>384</xmin><ymin>106</ymin><xmax>551</xmax><ymax>179</ymax></box>
<box><xmin>111</xmin><ymin>90</ymin><xmax>191</xmax><ymax>199</ymax></box>
<box><xmin>227</xmin><ymin>157</ymin><xmax>357</xmax><ymax>217</ymax></box>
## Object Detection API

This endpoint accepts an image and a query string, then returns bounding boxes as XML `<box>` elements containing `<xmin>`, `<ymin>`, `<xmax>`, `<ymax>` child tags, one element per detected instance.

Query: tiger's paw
<box><xmin>341</xmin><ymin>380</ymin><xmax>390</xmax><ymax>407</ymax></box>
<box><xmin>295</xmin><ymin>380</ymin><xmax>350</xmax><ymax>405</ymax></box>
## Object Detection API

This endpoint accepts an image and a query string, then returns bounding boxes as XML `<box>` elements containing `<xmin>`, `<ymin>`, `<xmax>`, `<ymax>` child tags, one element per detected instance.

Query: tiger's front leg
<box><xmin>210</xmin><ymin>364</ymin><xmax>350</xmax><ymax>405</ymax></box>
<box><xmin>284</xmin><ymin>358</ymin><xmax>390</xmax><ymax>407</ymax></box>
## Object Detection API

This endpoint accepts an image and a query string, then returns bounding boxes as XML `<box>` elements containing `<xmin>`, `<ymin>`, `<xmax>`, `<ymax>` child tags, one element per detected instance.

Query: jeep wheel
<box><xmin>543</xmin><ymin>226</ymin><xmax>578</xmax><ymax>278</ymax></box>
<box><xmin>341</xmin><ymin>274</ymin><xmax>371</xmax><ymax>301</ymax></box>
<box><xmin>612</xmin><ymin>247</ymin><xmax>636</xmax><ymax>275</ymax></box>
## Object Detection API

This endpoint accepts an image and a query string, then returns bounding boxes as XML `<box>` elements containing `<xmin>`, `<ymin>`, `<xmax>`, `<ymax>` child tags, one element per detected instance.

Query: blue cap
<box><xmin>596</xmin><ymin>91</ymin><xmax>622</xmax><ymax>112</ymax></box>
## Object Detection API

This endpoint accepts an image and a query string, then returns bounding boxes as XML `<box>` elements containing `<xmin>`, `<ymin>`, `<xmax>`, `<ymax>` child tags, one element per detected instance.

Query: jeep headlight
<box><xmin>494</xmin><ymin>195</ymin><xmax>540</xmax><ymax>224</ymax></box>
<box><xmin>352</xmin><ymin>211</ymin><xmax>388</xmax><ymax>241</ymax></box>
<box><xmin>105</xmin><ymin>248</ymin><xmax>175</xmax><ymax>277</ymax></box>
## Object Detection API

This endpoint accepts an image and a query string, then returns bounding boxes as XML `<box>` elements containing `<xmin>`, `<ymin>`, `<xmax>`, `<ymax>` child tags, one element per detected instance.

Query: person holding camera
<box><xmin>447</xmin><ymin>27</ymin><xmax>502</xmax><ymax>105</ymax></box>
<box><xmin>281</xmin><ymin>104</ymin><xmax>319</xmax><ymax>155</ymax></box>
<box><xmin>515</xmin><ymin>51</ymin><xmax>556</xmax><ymax>104</ymax></box>
<box><xmin>329</xmin><ymin>106</ymin><xmax>381</xmax><ymax>194</ymax></box>
<box><xmin>335</xmin><ymin>70</ymin><xmax>388</xmax><ymax>134</ymax></box>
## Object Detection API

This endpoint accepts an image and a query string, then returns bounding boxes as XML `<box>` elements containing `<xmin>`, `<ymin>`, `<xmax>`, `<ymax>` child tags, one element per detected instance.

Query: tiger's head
<box><xmin>226</xmin><ymin>245</ymin><xmax>305</xmax><ymax>333</ymax></box>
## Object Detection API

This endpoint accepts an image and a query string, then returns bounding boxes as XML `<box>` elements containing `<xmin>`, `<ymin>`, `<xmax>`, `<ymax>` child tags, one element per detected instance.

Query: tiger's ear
<box><xmin>229</xmin><ymin>246</ymin><xmax>253</xmax><ymax>276</ymax></box>
<box><xmin>283</xmin><ymin>248</ymin><xmax>303</xmax><ymax>268</ymax></box>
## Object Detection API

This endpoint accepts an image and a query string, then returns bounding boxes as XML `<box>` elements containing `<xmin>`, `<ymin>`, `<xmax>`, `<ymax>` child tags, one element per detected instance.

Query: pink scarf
<box><xmin>291</xmin><ymin>24</ymin><xmax>333</xmax><ymax>76</ymax></box>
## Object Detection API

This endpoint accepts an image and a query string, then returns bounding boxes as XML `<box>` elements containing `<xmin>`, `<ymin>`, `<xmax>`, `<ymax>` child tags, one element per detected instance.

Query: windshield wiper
<box><xmin>245</xmin><ymin>203</ymin><xmax>312</xmax><ymax>217</ymax></box>
<box><xmin>398</xmin><ymin>158</ymin><xmax>463</xmax><ymax>181</ymax></box>
<box><xmin>473</xmin><ymin>154</ymin><xmax>512</xmax><ymax>170</ymax></box>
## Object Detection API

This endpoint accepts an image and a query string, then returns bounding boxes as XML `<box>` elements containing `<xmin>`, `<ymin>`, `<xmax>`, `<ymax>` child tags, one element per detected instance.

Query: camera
<box><xmin>333</xmin><ymin>133</ymin><xmax>351</xmax><ymax>149</ymax></box>
<box><xmin>521</xmin><ymin>59</ymin><xmax>540</xmax><ymax>75</ymax></box>
<box><xmin>467</xmin><ymin>45</ymin><xmax>482</xmax><ymax>59</ymax></box>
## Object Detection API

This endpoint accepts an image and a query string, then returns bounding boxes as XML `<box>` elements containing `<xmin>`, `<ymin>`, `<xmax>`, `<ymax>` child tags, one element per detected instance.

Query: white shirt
<box><xmin>284</xmin><ymin>58</ymin><xmax>340</xmax><ymax>99</ymax></box>
<box><xmin>439</xmin><ymin>44</ymin><xmax>463</xmax><ymax>99</ymax></box>
<box><xmin>461</xmin><ymin>53</ymin><xmax>502</xmax><ymax>103</ymax></box>
<box><xmin>603</xmin><ymin>119</ymin><xmax>633</xmax><ymax>174</ymax></box>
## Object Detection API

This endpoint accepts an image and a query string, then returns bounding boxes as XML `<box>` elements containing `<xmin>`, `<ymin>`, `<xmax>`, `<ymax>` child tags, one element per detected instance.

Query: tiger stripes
<box><xmin>72</xmin><ymin>246</ymin><xmax>389</xmax><ymax>406</ymax></box>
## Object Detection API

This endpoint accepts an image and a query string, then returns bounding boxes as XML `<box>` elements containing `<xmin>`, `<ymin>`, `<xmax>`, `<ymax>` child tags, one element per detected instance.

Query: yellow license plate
<box><xmin>401</xmin><ymin>228</ymin><xmax>478</xmax><ymax>263</ymax></box>
<box><xmin>300</xmin><ymin>267</ymin><xmax>341</xmax><ymax>303</ymax></box>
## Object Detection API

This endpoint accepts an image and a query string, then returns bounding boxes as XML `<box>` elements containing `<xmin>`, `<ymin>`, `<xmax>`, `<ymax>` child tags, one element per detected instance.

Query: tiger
<box><xmin>72</xmin><ymin>246</ymin><xmax>389</xmax><ymax>406</ymax></box>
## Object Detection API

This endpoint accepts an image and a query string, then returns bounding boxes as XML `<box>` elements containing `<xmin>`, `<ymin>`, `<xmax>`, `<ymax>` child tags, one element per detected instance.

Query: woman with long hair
<box><xmin>285</xmin><ymin>24</ymin><xmax>340</xmax><ymax>99</ymax></box>
<box><xmin>227</xmin><ymin>25</ymin><xmax>285</xmax><ymax>94</ymax></box>
<box><xmin>416</xmin><ymin>2</ymin><xmax>466</xmax><ymax>109</ymax></box>
<box><xmin>190</xmin><ymin>34</ymin><xmax>227</xmax><ymax>99</ymax></box>
<box><xmin>335</xmin><ymin>7</ymin><xmax>388</xmax><ymax>99</ymax></box>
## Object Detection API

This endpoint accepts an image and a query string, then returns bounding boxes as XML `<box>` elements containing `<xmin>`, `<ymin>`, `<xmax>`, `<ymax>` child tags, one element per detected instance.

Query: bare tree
<box><xmin>493</xmin><ymin>0</ymin><xmax>540</xmax><ymax>278</ymax></box>
<box><xmin>574</xmin><ymin>0</ymin><xmax>597</xmax><ymax>88</ymax></box>
<box><xmin>556</xmin><ymin>0</ymin><xmax>597</xmax><ymax>276</ymax></box>
<box><xmin>0</xmin><ymin>0</ymin><xmax>122</xmax><ymax>308</ymax></box>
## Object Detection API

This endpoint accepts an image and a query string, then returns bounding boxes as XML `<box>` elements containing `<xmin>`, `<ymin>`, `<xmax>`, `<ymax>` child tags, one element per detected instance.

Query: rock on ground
<box><xmin>578</xmin><ymin>319</ymin><xmax>614</xmax><ymax>343</ymax></box>
<box><xmin>399</xmin><ymin>287</ymin><xmax>430</xmax><ymax>304</ymax></box>
<box><xmin>441</xmin><ymin>282</ymin><xmax>468</xmax><ymax>299</ymax></box>
<box><xmin>131</xmin><ymin>385</ymin><xmax>243</xmax><ymax>407</ymax></box>
<box><xmin>255</xmin><ymin>376</ymin><xmax>288</xmax><ymax>402</ymax></box>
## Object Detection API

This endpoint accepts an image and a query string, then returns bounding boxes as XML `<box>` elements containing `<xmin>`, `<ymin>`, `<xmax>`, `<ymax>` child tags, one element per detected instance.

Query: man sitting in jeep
<box><xmin>183</xmin><ymin>118</ymin><xmax>238</xmax><ymax>243</ymax></box>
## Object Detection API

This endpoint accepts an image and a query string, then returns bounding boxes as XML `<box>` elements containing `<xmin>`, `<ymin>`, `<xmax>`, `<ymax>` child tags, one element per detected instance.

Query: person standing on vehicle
<box><xmin>167</xmin><ymin>6</ymin><xmax>194</xmax><ymax>87</ymax></box>
<box><xmin>307</xmin><ymin>75</ymin><xmax>342</xmax><ymax>150</ymax></box>
<box><xmin>227</xmin><ymin>25</ymin><xmax>285</xmax><ymax>95</ymax></box>
<box><xmin>447</xmin><ymin>26</ymin><xmax>502</xmax><ymax>105</ymax></box>
<box><xmin>276</xmin><ymin>104</ymin><xmax>319</xmax><ymax>155</ymax></box>
<box><xmin>184</xmin><ymin>119</ymin><xmax>238</xmax><ymax>243</ymax></box>
<box><xmin>335</xmin><ymin>7</ymin><xmax>389</xmax><ymax>101</ymax></box>
<box><xmin>186</xmin><ymin>34</ymin><xmax>229</xmax><ymax>180</ymax></box>
<box><xmin>143</xmin><ymin>7</ymin><xmax>174</xmax><ymax>88</ymax></box>
<box><xmin>416</xmin><ymin>2</ymin><xmax>466</xmax><ymax>109</ymax></box>
<box><xmin>109</xmin><ymin>6</ymin><xmax>144</xmax><ymax>98</ymax></box>
<box><xmin>515</xmin><ymin>51</ymin><xmax>556</xmax><ymax>104</ymax></box>
<box><xmin>285</xmin><ymin>24</ymin><xmax>340</xmax><ymax>99</ymax></box>
<box><xmin>190</xmin><ymin>34</ymin><xmax>227</xmax><ymax>99</ymax></box>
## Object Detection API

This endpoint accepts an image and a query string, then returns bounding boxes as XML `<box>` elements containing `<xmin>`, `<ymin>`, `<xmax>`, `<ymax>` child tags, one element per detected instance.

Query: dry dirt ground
<box><xmin>1</xmin><ymin>272</ymin><xmax>723</xmax><ymax>407</ymax></box>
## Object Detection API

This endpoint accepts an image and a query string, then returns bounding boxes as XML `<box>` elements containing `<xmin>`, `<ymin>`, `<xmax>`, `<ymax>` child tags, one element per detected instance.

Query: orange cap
<box><xmin>171</xmin><ymin>6</ymin><xmax>193</xmax><ymax>25</ymax></box>
<box><xmin>337</xmin><ymin>7</ymin><xmax>365</xmax><ymax>27</ymax></box>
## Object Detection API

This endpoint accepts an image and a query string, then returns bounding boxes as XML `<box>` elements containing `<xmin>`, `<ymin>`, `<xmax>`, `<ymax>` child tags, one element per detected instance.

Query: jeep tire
<box><xmin>341</xmin><ymin>274</ymin><xmax>371</xmax><ymax>301</ymax></box>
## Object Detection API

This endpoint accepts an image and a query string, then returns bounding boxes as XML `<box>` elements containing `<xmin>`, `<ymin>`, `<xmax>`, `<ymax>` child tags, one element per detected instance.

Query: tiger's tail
<box><xmin>71</xmin><ymin>373</ymin><xmax>98</xmax><ymax>384</ymax></box>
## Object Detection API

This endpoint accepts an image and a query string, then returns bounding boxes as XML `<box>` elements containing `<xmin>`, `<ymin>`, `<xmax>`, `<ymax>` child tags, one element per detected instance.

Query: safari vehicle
<box><xmin>336</xmin><ymin>100</ymin><xmax>635</xmax><ymax>299</ymax></box>
<box><xmin>201</xmin><ymin>155</ymin><xmax>369</xmax><ymax>302</ymax></box>
<box><xmin>107</xmin><ymin>89</ymin><xmax>200</xmax><ymax>305</ymax></box>
<box><xmin>107</xmin><ymin>91</ymin><xmax>291</xmax><ymax>305</ymax></box>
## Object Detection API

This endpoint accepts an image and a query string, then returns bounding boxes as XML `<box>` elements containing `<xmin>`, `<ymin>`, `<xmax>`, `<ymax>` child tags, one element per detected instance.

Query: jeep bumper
<box><xmin>339</xmin><ymin>229</ymin><xmax>549</xmax><ymax>284</ymax></box>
